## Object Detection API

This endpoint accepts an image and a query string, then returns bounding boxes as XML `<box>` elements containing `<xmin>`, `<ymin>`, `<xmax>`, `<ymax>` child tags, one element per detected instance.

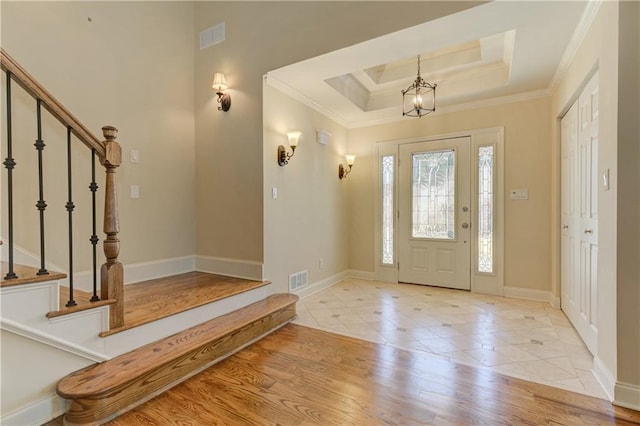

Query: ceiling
<box><xmin>266</xmin><ymin>1</ymin><xmax>592</xmax><ymax>128</ymax></box>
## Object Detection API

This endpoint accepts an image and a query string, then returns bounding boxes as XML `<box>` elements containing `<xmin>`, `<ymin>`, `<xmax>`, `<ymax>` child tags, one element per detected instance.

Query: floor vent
<box><xmin>289</xmin><ymin>270</ymin><xmax>308</xmax><ymax>292</ymax></box>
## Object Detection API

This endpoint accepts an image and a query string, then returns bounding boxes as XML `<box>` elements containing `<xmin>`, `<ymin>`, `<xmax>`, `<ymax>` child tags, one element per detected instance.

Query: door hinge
<box><xmin>397</xmin><ymin>262</ymin><xmax>400</xmax><ymax>270</ymax></box>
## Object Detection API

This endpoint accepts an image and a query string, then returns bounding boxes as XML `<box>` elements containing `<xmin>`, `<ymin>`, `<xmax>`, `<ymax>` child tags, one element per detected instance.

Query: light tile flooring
<box><xmin>293</xmin><ymin>278</ymin><xmax>608</xmax><ymax>399</ymax></box>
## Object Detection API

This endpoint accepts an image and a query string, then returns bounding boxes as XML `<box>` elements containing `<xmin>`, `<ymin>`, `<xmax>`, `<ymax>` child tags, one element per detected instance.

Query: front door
<box><xmin>398</xmin><ymin>137</ymin><xmax>471</xmax><ymax>289</ymax></box>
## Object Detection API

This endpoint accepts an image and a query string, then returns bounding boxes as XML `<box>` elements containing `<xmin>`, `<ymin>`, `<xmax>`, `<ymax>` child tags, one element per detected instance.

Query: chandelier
<box><xmin>402</xmin><ymin>55</ymin><xmax>436</xmax><ymax>118</ymax></box>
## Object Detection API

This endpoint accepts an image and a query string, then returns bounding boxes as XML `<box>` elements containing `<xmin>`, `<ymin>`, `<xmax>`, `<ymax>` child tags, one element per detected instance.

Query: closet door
<box><xmin>561</xmin><ymin>72</ymin><xmax>598</xmax><ymax>354</ymax></box>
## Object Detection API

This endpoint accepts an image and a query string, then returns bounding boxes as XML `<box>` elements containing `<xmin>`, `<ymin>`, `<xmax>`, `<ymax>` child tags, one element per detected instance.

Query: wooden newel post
<box><xmin>100</xmin><ymin>125</ymin><xmax>124</xmax><ymax>329</ymax></box>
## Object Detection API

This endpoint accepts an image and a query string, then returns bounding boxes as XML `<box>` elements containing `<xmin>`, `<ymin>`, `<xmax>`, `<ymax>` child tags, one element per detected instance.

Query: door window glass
<box><xmin>411</xmin><ymin>150</ymin><xmax>455</xmax><ymax>239</ymax></box>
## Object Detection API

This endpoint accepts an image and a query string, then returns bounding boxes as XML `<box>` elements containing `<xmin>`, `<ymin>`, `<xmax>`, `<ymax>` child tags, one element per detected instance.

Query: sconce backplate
<box><xmin>218</xmin><ymin>93</ymin><xmax>231</xmax><ymax>112</ymax></box>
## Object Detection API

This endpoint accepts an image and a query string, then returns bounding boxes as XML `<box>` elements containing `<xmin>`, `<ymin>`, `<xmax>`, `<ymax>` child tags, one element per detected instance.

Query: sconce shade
<box><xmin>339</xmin><ymin>154</ymin><xmax>356</xmax><ymax>180</ymax></box>
<box><xmin>278</xmin><ymin>131</ymin><xmax>302</xmax><ymax>166</ymax></box>
<box><xmin>287</xmin><ymin>131</ymin><xmax>301</xmax><ymax>148</ymax></box>
<box><xmin>211</xmin><ymin>73</ymin><xmax>228</xmax><ymax>92</ymax></box>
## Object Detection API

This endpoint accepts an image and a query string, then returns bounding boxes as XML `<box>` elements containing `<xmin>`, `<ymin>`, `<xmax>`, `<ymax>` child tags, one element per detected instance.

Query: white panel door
<box><xmin>399</xmin><ymin>137</ymin><xmax>471</xmax><ymax>289</ymax></box>
<box><xmin>561</xmin><ymin>72</ymin><xmax>598</xmax><ymax>354</ymax></box>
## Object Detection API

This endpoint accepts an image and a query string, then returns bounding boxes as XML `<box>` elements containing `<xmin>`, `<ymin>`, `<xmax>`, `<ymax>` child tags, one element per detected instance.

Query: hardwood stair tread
<box><xmin>100</xmin><ymin>272</ymin><xmax>271</xmax><ymax>336</ymax></box>
<box><xmin>0</xmin><ymin>262</ymin><xmax>66</xmax><ymax>287</ymax></box>
<box><xmin>57</xmin><ymin>293</ymin><xmax>298</xmax><ymax>398</ymax></box>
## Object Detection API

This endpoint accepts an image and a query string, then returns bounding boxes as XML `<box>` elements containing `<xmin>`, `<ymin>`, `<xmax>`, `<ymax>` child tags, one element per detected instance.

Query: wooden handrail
<box><xmin>0</xmin><ymin>48</ymin><xmax>105</xmax><ymax>158</ymax></box>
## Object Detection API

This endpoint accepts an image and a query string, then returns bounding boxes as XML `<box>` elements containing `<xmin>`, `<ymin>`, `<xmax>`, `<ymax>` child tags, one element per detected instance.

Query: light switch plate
<box><xmin>601</xmin><ymin>169</ymin><xmax>610</xmax><ymax>191</ymax></box>
<box><xmin>272</xmin><ymin>187</ymin><xmax>278</xmax><ymax>199</ymax></box>
<box><xmin>509</xmin><ymin>189</ymin><xmax>529</xmax><ymax>200</ymax></box>
<box><xmin>130</xmin><ymin>185</ymin><xmax>140</xmax><ymax>199</ymax></box>
<box><xmin>130</xmin><ymin>149</ymin><xmax>140</xmax><ymax>164</ymax></box>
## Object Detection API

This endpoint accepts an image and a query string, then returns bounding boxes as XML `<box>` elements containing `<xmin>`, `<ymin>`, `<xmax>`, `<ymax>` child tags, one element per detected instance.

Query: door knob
<box><xmin>563</xmin><ymin>225</ymin><xmax>569</xmax><ymax>229</ymax></box>
<box><xmin>461</xmin><ymin>223</ymin><xmax>469</xmax><ymax>229</ymax></box>
<box><xmin>584</xmin><ymin>229</ymin><xmax>593</xmax><ymax>234</ymax></box>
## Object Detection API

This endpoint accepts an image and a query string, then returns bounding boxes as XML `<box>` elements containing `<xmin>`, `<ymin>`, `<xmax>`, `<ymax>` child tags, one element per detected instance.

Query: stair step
<box><xmin>56</xmin><ymin>293</ymin><xmax>298</xmax><ymax>425</ymax></box>
<box><xmin>47</xmin><ymin>286</ymin><xmax>116</xmax><ymax>319</ymax></box>
<box><xmin>100</xmin><ymin>272</ymin><xmax>271</xmax><ymax>337</ymax></box>
<box><xmin>0</xmin><ymin>262</ymin><xmax>66</xmax><ymax>287</ymax></box>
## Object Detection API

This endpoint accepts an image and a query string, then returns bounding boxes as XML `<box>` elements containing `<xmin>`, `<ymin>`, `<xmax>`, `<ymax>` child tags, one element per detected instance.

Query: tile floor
<box><xmin>293</xmin><ymin>278</ymin><xmax>609</xmax><ymax>399</ymax></box>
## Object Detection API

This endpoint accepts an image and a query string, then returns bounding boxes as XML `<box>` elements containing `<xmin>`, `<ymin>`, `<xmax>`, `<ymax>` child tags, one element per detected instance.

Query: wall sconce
<box><xmin>212</xmin><ymin>72</ymin><xmax>231</xmax><ymax>112</ymax></box>
<box><xmin>278</xmin><ymin>131</ymin><xmax>301</xmax><ymax>166</ymax></box>
<box><xmin>338</xmin><ymin>154</ymin><xmax>356</xmax><ymax>179</ymax></box>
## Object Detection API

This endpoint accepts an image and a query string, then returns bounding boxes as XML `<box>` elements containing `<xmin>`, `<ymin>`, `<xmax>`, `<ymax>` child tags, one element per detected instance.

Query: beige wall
<box><xmin>263</xmin><ymin>83</ymin><xmax>349</xmax><ymax>293</ymax></box>
<box><xmin>551</xmin><ymin>1</ymin><xmax>640</xmax><ymax>403</ymax></box>
<box><xmin>348</xmin><ymin>97</ymin><xmax>552</xmax><ymax>291</ymax></box>
<box><xmin>1</xmin><ymin>1</ymin><xmax>196</xmax><ymax>270</ymax></box>
<box><xmin>615</xmin><ymin>0</ymin><xmax>640</xmax><ymax>400</ymax></box>
<box><xmin>550</xmin><ymin>0</ymin><xmax>619</xmax><ymax>393</ymax></box>
<box><xmin>193</xmin><ymin>1</ymin><xmax>484</xmax><ymax>263</ymax></box>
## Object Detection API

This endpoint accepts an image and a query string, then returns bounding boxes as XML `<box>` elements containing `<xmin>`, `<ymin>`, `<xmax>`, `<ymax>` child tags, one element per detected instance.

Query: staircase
<box><xmin>57</xmin><ymin>294</ymin><xmax>297</xmax><ymax>425</ymax></box>
<box><xmin>0</xmin><ymin>49</ymin><xmax>296</xmax><ymax>425</ymax></box>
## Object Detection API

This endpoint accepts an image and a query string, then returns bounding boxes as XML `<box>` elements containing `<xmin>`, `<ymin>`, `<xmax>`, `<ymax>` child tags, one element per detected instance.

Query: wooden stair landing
<box><xmin>100</xmin><ymin>271</ymin><xmax>271</xmax><ymax>336</ymax></box>
<box><xmin>57</xmin><ymin>293</ymin><xmax>298</xmax><ymax>426</ymax></box>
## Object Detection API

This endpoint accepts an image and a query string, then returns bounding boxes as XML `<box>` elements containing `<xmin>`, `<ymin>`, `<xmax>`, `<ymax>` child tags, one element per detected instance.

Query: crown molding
<box><xmin>549</xmin><ymin>0</ymin><xmax>603</xmax><ymax>90</ymax></box>
<box><xmin>347</xmin><ymin>89</ymin><xmax>551</xmax><ymax>129</ymax></box>
<box><xmin>264</xmin><ymin>74</ymin><xmax>349</xmax><ymax>128</ymax></box>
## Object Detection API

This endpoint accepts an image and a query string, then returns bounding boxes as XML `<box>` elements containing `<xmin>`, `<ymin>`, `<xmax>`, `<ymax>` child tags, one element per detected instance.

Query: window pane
<box><xmin>478</xmin><ymin>146</ymin><xmax>494</xmax><ymax>273</ymax></box>
<box><xmin>381</xmin><ymin>155</ymin><xmax>394</xmax><ymax>265</ymax></box>
<box><xmin>411</xmin><ymin>150</ymin><xmax>455</xmax><ymax>239</ymax></box>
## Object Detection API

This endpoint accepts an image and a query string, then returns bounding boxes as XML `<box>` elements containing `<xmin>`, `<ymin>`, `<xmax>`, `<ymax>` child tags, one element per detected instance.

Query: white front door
<box><xmin>398</xmin><ymin>137</ymin><xmax>471</xmax><ymax>289</ymax></box>
<box><xmin>561</xmin><ymin>72</ymin><xmax>598</xmax><ymax>354</ymax></box>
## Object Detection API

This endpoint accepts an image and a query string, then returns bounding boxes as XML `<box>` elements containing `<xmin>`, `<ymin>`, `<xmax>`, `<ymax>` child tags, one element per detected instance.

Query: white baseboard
<box><xmin>550</xmin><ymin>295</ymin><xmax>561</xmax><ymax>309</ymax></box>
<box><xmin>614</xmin><ymin>381</ymin><xmax>640</xmax><ymax>411</ymax></box>
<box><xmin>347</xmin><ymin>270</ymin><xmax>375</xmax><ymax>281</ymax></box>
<box><xmin>123</xmin><ymin>255</ymin><xmax>195</xmax><ymax>285</ymax></box>
<box><xmin>504</xmin><ymin>286</ymin><xmax>554</xmax><ymax>304</ymax></box>
<box><xmin>593</xmin><ymin>356</ymin><xmax>615</xmax><ymax>401</ymax></box>
<box><xmin>196</xmin><ymin>255</ymin><xmax>263</xmax><ymax>281</ymax></box>
<box><xmin>61</xmin><ymin>255</ymin><xmax>196</xmax><ymax>292</ymax></box>
<box><xmin>1</xmin><ymin>393</ymin><xmax>68</xmax><ymax>426</ymax></box>
<box><xmin>293</xmin><ymin>271</ymin><xmax>349</xmax><ymax>300</ymax></box>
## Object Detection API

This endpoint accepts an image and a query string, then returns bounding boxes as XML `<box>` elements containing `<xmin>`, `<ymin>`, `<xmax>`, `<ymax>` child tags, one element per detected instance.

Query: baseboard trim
<box><xmin>63</xmin><ymin>256</ymin><xmax>196</xmax><ymax>292</ymax></box>
<box><xmin>0</xmin><ymin>318</ymin><xmax>109</xmax><ymax>362</ymax></box>
<box><xmin>1</xmin><ymin>393</ymin><xmax>68</xmax><ymax>426</ymax></box>
<box><xmin>293</xmin><ymin>271</ymin><xmax>349</xmax><ymax>300</ymax></box>
<box><xmin>593</xmin><ymin>356</ymin><xmax>615</xmax><ymax>401</ymax></box>
<box><xmin>614</xmin><ymin>381</ymin><xmax>640</xmax><ymax>411</ymax></box>
<box><xmin>504</xmin><ymin>286</ymin><xmax>553</xmax><ymax>304</ymax></box>
<box><xmin>196</xmin><ymin>255</ymin><xmax>263</xmax><ymax>281</ymax></box>
<box><xmin>124</xmin><ymin>256</ymin><xmax>196</xmax><ymax>284</ymax></box>
<box><xmin>347</xmin><ymin>270</ymin><xmax>375</xmax><ymax>281</ymax></box>
<box><xmin>550</xmin><ymin>295</ymin><xmax>561</xmax><ymax>309</ymax></box>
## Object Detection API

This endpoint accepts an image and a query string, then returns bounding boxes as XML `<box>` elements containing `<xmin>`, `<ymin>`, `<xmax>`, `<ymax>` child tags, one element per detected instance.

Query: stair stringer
<box><xmin>0</xmin><ymin>280</ymin><xmax>110</xmax><ymax>355</ymax></box>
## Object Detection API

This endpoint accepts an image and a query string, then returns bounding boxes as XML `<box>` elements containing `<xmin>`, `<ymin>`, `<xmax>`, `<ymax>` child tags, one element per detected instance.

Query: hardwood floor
<box><xmin>54</xmin><ymin>323</ymin><xmax>635</xmax><ymax>426</ymax></box>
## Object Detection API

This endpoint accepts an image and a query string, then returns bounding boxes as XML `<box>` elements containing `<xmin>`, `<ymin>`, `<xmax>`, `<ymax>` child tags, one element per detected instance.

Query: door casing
<box><xmin>374</xmin><ymin>127</ymin><xmax>504</xmax><ymax>296</ymax></box>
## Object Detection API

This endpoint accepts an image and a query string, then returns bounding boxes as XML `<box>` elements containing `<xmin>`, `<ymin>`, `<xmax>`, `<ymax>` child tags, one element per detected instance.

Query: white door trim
<box><xmin>374</xmin><ymin>127</ymin><xmax>504</xmax><ymax>296</ymax></box>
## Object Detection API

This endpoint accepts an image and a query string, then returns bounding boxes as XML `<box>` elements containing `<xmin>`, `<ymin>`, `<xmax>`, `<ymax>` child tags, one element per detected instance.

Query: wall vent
<box><xmin>200</xmin><ymin>22</ymin><xmax>225</xmax><ymax>50</ymax></box>
<box><xmin>288</xmin><ymin>270</ymin><xmax>308</xmax><ymax>292</ymax></box>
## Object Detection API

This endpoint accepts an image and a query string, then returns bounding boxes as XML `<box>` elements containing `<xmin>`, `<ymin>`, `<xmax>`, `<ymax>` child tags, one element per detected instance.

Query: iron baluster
<box><xmin>65</xmin><ymin>127</ymin><xmax>77</xmax><ymax>307</ymax></box>
<box><xmin>3</xmin><ymin>71</ymin><xmax>17</xmax><ymax>279</ymax></box>
<box><xmin>89</xmin><ymin>150</ymin><xmax>100</xmax><ymax>301</ymax></box>
<box><xmin>34</xmin><ymin>99</ymin><xmax>49</xmax><ymax>275</ymax></box>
